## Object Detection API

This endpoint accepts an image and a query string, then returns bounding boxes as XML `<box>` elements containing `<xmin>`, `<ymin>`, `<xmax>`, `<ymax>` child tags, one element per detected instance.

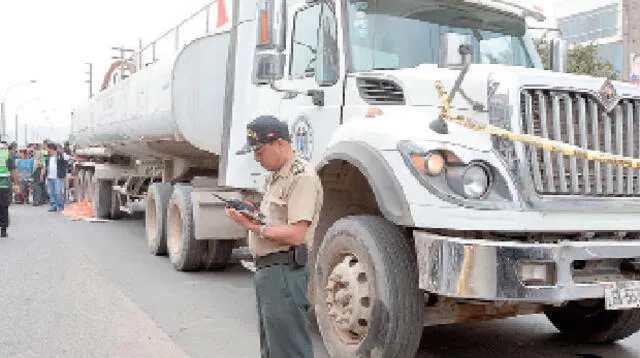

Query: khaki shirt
<box><xmin>249</xmin><ymin>155</ymin><xmax>323</xmax><ymax>257</ymax></box>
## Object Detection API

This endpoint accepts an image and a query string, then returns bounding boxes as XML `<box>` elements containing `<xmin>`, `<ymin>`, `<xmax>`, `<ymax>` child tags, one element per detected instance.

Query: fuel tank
<box><xmin>71</xmin><ymin>32</ymin><xmax>233</xmax><ymax>161</ymax></box>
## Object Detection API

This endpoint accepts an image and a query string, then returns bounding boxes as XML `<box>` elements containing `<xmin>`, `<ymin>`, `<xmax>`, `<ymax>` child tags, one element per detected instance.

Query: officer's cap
<box><xmin>237</xmin><ymin>115</ymin><xmax>290</xmax><ymax>155</ymax></box>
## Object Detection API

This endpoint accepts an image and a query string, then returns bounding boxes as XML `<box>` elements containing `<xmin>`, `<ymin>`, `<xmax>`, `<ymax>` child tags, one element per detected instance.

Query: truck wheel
<box><xmin>202</xmin><ymin>240</ymin><xmax>234</xmax><ymax>270</ymax></box>
<box><xmin>76</xmin><ymin>169</ymin><xmax>85</xmax><ymax>201</ymax></box>
<box><xmin>545</xmin><ymin>299</ymin><xmax>640</xmax><ymax>343</ymax></box>
<box><xmin>166</xmin><ymin>185</ymin><xmax>205</xmax><ymax>271</ymax></box>
<box><xmin>145</xmin><ymin>183</ymin><xmax>172</xmax><ymax>256</ymax></box>
<box><xmin>84</xmin><ymin>171</ymin><xmax>94</xmax><ymax>203</ymax></box>
<box><xmin>110</xmin><ymin>190</ymin><xmax>125</xmax><ymax>220</ymax></box>
<box><xmin>315</xmin><ymin>215</ymin><xmax>422</xmax><ymax>358</ymax></box>
<box><xmin>92</xmin><ymin>179</ymin><xmax>112</xmax><ymax>219</ymax></box>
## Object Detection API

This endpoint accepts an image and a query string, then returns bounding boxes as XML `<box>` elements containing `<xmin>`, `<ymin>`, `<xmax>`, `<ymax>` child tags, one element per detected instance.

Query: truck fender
<box><xmin>317</xmin><ymin>141</ymin><xmax>414</xmax><ymax>227</ymax></box>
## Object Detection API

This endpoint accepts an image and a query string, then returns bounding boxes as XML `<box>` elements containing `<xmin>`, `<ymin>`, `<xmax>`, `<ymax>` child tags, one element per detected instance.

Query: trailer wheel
<box><xmin>92</xmin><ymin>179</ymin><xmax>112</xmax><ymax>219</ymax></box>
<box><xmin>545</xmin><ymin>300</ymin><xmax>640</xmax><ymax>343</ymax></box>
<box><xmin>202</xmin><ymin>240</ymin><xmax>234</xmax><ymax>270</ymax></box>
<box><xmin>84</xmin><ymin>171</ymin><xmax>94</xmax><ymax>203</ymax></box>
<box><xmin>145</xmin><ymin>183</ymin><xmax>173</xmax><ymax>256</ymax></box>
<box><xmin>315</xmin><ymin>215</ymin><xmax>422</xmax><ymax>358</ymax></box>
<box><xmin>166</xmin><ymin>185</ymin><xmax>205</xmax><ymax>271</ymax></box>
<box><xmin>76</xmin><ymin>169</ymin><xmax>85</xmax><ymax>202</ymax></box>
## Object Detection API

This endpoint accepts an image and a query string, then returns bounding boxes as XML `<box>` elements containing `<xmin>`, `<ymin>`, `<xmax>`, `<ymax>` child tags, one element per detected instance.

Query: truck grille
<box><xmin>356</xmin><ymin>78</ymin><xmax>405</xmax><ymax>105</ymax></box>
<box><xmin>520</xmin><ymin>89</ymin><xmax>640</xmax><ymax>196</ymax></box>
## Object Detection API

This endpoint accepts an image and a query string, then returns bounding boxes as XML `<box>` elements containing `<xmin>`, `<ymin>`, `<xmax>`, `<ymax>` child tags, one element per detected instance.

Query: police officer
<box><xmin>226</xmin><ymin>115</ymin><xmax>323</xmax><ymax>358</ymax></box>
<box><xmin>0</xmin><ymin>140</ymin><xmax>20</xmax><ymax>237</ymax></box>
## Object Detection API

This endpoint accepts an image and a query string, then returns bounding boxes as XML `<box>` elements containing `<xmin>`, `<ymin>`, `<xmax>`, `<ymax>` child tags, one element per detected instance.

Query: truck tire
<box><xmin>76</xmin><ymin>169</ymin><xmax>85</xmax><ymax>202</ymax></box>
<box><xmin>145</xmin><ymin>183</ymin><xmax>172</xmax><ymax>256</ymax></box>
<box><xmin>202</xmin><ymin>240</ymin><xmax>234</xmax><ymax>270</ymax></box>
<box><xmin>92</xmin><ymin>179</ymin><xmax>112</xmax><ymax>219</ymax></box>
<box><xmin>545</xmin><ymin>300</ymin><xmax>640</xmax><ymax>343</ymax></box>
<box><xmin>84</xmin><ymin>171</ymin><xmax>94</xmax><ymax>203</ymax></box>
<box><xmin>314</xmin><ymin>215</ymin><xmax>422</xmax><ymax>358</ymax></box>
<box><xmin>166</xmin><ymin>185</ymin><xmax>205</xmax><ymax>271</ymax></box>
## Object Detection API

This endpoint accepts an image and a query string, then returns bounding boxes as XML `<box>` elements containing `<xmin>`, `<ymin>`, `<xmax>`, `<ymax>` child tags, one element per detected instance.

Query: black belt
<box><xmin>255</xmin><ymin>250</ymin><xmax>292</xmax><ymax>270</ymax></box>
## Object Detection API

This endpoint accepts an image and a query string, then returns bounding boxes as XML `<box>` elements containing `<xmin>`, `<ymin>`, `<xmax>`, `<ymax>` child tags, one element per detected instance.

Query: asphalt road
<box><xmin>1</xmin><ymin>204</ymin><xmax>640</xmax><ymax>358</ymax></box>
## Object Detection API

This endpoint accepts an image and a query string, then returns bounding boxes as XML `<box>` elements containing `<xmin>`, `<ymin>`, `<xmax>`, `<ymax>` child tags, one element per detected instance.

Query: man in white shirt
<box><xmin>44</xmin><ymin>143</ymin><xmax>67</xmax><ymax>212</ymax></box>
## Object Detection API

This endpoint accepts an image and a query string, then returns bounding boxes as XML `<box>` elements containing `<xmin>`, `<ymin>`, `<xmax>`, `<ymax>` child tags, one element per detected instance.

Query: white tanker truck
<box><xmin>71</xmin><ymin>0</ymin><xmax>640</xmax><ymax>356</ymax></box>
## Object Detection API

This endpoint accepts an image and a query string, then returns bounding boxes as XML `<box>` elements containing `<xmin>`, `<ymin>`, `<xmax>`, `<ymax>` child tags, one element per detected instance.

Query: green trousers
<box><xmin>254</xmin><ymin>264</ymin><xmax>314</xmax><ymax>358</ymax></box>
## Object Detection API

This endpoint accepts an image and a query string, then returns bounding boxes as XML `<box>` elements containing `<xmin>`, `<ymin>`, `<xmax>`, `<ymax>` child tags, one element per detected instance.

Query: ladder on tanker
<box><xmin>103</xmin><ymin>0</ymin><xmax>230</xmax><ymax>89</ymax></box>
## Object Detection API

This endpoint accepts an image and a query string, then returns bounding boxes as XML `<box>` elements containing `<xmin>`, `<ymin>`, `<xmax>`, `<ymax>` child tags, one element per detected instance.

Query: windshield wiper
<box><xmin>293</xmin><ymin>40</ymin><xmax>317</xmax><ymax>54</ymax></box>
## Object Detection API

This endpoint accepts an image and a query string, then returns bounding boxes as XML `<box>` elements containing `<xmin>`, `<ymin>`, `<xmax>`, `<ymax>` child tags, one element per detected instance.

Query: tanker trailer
<box><xmin>70</xmin><ymin>0</ymin><xmax>262</xmax><ymax>270</ymax></box>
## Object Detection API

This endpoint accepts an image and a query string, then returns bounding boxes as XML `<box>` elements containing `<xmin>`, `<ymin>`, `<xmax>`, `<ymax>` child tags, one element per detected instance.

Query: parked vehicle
<box><xmin>71</xmin><ymin>1</ymin><xmax>640</xmax><ymax>356</ymax></box>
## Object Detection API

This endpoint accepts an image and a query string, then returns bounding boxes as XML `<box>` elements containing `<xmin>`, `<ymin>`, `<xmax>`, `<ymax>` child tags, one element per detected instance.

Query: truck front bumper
<box><xmin>414</xmin><ymin>231</ymin><xmax>640</xmax><ymax>303</ymax></box>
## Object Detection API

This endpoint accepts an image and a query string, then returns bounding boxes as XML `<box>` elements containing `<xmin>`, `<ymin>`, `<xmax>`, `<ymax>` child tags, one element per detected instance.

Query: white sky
<box><xmin>511</xmin><ymin>0</ymin><xmax>614</xmax><ymax>18</ymax></box>
<box><xmin>552</xmin><ymin>0</ymin><xmax>618</xmax><ymax>18</ymax></box>
<box><xmin>0</xmin><ymin>0</ymin><xmax>213</xmax><ymax>143</ymax></box>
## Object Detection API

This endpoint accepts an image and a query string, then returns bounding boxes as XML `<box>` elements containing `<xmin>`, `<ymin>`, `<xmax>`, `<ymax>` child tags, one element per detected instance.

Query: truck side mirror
<box><xmin>550</xmin><ymin>38</ymin><xmax>568</xmax><ymax>73</ymax></box>
<box><xmin>252</xmin><ymin>0</ymin><xmax>287</xmax><ymax>84</ymax></box>
<box><xmin>438</xmin><ymin>33</ymin><xmax>472</xmax><ymax>69</ymax></box>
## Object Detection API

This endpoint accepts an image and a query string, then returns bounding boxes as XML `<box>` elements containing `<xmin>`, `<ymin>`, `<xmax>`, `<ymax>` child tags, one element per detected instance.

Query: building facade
<box><xmin>553</xmin><ymin>0</ymin><xmax>640</xmax><ymax>82</ymax></box>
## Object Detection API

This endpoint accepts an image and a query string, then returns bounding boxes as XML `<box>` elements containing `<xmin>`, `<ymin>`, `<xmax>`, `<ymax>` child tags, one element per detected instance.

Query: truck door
<box><xmin>278</xmin><ymin>1</ymin><xmax>344</xmax><ymax>166</ymax></box>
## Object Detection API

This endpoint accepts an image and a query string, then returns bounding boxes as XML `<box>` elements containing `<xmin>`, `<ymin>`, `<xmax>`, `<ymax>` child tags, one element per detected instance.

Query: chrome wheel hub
<box><xmin>325</xmin><ymin>254</ymin><xmax>372</xmax><ymax>343</ymax></box>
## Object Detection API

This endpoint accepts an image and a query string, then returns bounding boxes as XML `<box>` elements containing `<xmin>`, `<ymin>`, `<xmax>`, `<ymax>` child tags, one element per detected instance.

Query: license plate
<box><xmin>604</xmin><ymin>281</ymin><xmax>640</xmax><ymax>310</ymax></box>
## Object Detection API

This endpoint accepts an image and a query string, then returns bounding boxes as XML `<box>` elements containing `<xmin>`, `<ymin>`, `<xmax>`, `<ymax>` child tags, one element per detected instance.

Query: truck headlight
<box><xmin>462</xmin><ymin>163</ymin><xmax>491</xmax><ymax>199</ymax></box>
<box><xmin>398</xmin><ymin>141</ymin><xmax>513</xmax><ymax>208</ymax></box>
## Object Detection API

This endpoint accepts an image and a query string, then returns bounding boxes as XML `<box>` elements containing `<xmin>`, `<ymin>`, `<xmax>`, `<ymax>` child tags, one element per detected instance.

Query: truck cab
<box><xmin>251</xmin><ymin>0</ymin><xmax>640</xmax><ymax>356</ymax></box>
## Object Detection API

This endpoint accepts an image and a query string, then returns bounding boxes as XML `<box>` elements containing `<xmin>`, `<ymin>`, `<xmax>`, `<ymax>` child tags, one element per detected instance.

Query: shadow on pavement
<box><xmin>417</xmin><ymin>315</ymin><xmax>637</xmax><ymax>358</ymax></box>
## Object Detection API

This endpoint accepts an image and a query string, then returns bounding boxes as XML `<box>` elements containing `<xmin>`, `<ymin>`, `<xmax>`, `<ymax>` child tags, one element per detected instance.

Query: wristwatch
<box><xmin>259</xmin><ymin>224</ymin><xmax>267</xmax><ymax>239</ymax></box>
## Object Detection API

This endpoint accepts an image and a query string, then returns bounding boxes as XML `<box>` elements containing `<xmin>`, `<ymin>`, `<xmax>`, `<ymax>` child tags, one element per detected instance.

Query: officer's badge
<box><xmin>247</xmin><ymin>128</ymin><xmax>258</xmax><ymax>140</ymax></box>
<box><xmin>291</xmin><ymin>158</ymin><xmax>305</xmax><ymax>176</ymax></box>
<box><xmin>291</xmin><ymin>116</ymin><xmax>313</xmax><ymax>160</ymax></box>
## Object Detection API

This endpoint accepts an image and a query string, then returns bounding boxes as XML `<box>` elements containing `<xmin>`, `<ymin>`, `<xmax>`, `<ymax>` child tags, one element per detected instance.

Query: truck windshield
<box><xmin>346</xmin><ymin>0</ymin><xmax>543</xmax><ymax>72</ymax></box>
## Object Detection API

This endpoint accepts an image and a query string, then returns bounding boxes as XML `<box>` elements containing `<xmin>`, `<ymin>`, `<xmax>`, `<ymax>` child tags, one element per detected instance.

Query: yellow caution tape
<box><xmin>435</xmin><ymin>82</ymin><xmax>640</xmax><ymax>169</ymax></box>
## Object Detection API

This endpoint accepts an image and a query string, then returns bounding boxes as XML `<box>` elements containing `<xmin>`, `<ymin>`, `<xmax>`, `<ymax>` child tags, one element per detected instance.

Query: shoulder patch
<box><xmin>290</xmin><ymin>158</ymin><xmax>306</xmax><ymax>176</ymax></box>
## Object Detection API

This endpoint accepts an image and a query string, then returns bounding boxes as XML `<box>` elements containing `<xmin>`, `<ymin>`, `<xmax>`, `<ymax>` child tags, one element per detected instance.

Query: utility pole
<box><xmin>138</xmin><ymin>38</ymin><xmax>143</xmax><ymax>70</ymax></box>
<box><xmin>1</xmin><ymin>80</ymin><xmax>37</xmax><ymax>140</ymax></box>
<box><xmin>111</xmin><ymin>46</ymin><xmax>135</xmax><ymax>80</ymax></box>
<box><xmin>85</xmin><ymin>62</ymin><xmax>93</xmax><ymax>98</ymax></box>
<box><xmin>623</xmin><ymin>0</ymin><xmax>640</xmax><ymax>82</ymax></box>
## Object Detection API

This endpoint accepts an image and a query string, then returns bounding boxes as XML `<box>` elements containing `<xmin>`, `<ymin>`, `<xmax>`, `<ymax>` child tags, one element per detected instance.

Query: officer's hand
<box><xmin>12</xmin><ymin>184</ymin><xmax>19</xmax><ymax>194</ymax></box>
<box><xmin>225</xmin><ymin>208</ymin><xmax>252</xmax><ymax>228</ymax></box>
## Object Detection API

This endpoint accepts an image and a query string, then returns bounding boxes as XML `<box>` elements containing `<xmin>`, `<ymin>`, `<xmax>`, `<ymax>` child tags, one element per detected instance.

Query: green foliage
<box><xmin>535</xmin><ymin>39</ymin><xmax>551</xmax><ymax>70</ymax></box>
<box><xmin>535</xmin><ymin>40</ymin><xmax>618</xmax><ymax>80</ymax></box>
